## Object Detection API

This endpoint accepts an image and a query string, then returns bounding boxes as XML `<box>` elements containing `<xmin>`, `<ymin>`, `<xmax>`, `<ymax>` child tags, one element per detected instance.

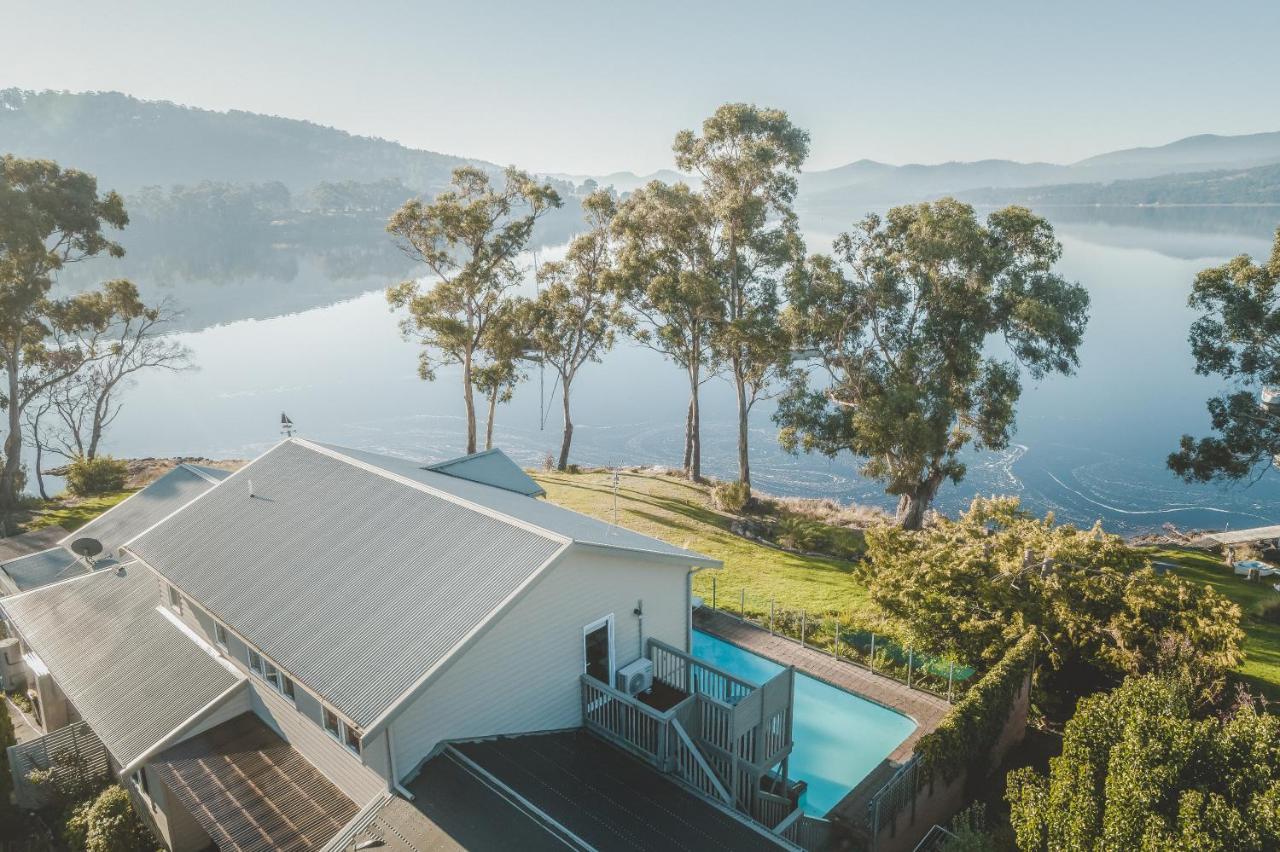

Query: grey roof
<box><xmin>69</xmin><ymin>463</ymin><xmax>228</xmax><ymax>554</ymax></box>
<box><xmin>316</xmin><ymin>442</ymin><xmax>720</xmax><ymax>567</ymax></box>
<box><xmin>425</xmin><ymin>448</ymin><xmax>546</xmax><ymax>496</ymax></box>
<box><xmin>125</xmin><ymin>440</ymin><xmax>567</xmax><ymax>729</ymax></box>
<box><xmin>0</xmin><ymin>547</ymin><xmax>88</xmax><ymax>594</ymax></box>
<box><xmin>0</xmin><ymin>565</ymin><xmax>244</xmax><ymax>767</ymax></box>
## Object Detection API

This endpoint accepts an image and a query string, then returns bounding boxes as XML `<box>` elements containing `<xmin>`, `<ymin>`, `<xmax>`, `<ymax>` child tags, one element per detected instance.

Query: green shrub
<box><xmin>65</xmin><ymin>457</ymin><xmax>128</xmax><ymax>497</ymax></box>
<box><xmin>775</xmin><ymin>516</ymin><xmax>827</xmax><ymax>552</ymax></box>
<box><xmin>63</xmin><ymin>785</ymin><xmax>155</xmax><ymax>852</ymax></box>
<box><xmin>712</xmin><ymin>480</ymin><xmax>751</xmax><ymax>513</ymax></box>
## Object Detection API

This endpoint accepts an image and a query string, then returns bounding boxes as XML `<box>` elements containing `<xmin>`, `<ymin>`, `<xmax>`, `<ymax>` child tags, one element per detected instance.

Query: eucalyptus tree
<box><xmin>0</xmin><ymin>156</ymin><xmax>129</xmax><ymax>510</ymax></box>
<box><xmin>674</xmin><ymin>104</ymin><xmax>810</xmax><ymax>487</ymax></box>
<box><xmin>613</xmin><ymin>181</ymin><xmax>722</xmax><ymax>481</ymax></box>
<box><xmin>777</xmin><ymin>199</ymin><xmax>1090</xmax><ymax>529</ymax></box>
<box><xmin>472</xmin><ymin>298</ymin><xmax>531</xmax><ymax>452</ymax></box>
<box><xmin>386</xmin><ymin>166</ymin><xmax>561</xmax><ymax>454</ymax></box>
<box><xmin>1167</xmin><ymin>230</ymin><xmax>1280</xmax><ymax>483</ymax></box>
<box><xmin>530</xmin><ymin>190</ymin><xmax>630</xmax><ymax>470</ymax></box>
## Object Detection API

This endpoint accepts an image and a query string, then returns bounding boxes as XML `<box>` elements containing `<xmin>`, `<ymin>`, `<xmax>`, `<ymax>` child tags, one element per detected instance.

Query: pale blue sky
<box><xmin>3</xmin><ymin>0</ymin><xmax>1277</xmax><ymax>174</ymax></box>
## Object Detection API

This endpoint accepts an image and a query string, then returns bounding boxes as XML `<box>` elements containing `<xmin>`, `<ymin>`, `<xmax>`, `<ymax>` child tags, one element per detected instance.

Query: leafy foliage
<box><xmin>386</xmin><ymin>166</ymin><xmax>561</xmax><ymax>453</ymax></box>
<box><xmin>1168</xmin><ymin>229</ymin><xmax>1280</xmax><ymax>482</ymax></box>
<box><xmin>861</xmin><ymin>497</ymin><xmax>1244</xmax><ymax>707</ymax></box>
<box><xmin>64</xmin><ymin>456</ymin><xmax>128</xmax><ymax>496</ymax></box>
<box><xmin>711</xmin><ymin>479</ymin><xmax>751</xmax><ymax>514</ymax></box>
<box><xmin>62</xmin><ymin>785</ymin><xmax>156</xmax><ymax>852</ymax></box>
<box><xmin>917</xmin><ymin>630</ymin><xmax>1037</xmax><ymax>783</ymax></box>
<box><xmin>1007</xmin><ymin>675</ymin><xmax>1280</xmax><ymax>851</ymax></box>
<box><xmin>778</xmin><ymin>200</ymin><xmax>1089</xmax><ymax>528</ymax></box>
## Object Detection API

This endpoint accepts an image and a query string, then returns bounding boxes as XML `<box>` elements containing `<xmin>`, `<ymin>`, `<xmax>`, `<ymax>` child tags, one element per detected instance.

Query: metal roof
<box><xmin>314</xmin><ymin>441</ymin><xmax>720</xmax><ymax>568</ymax></box>
<box><xmin>0</xmin><ymin>566</ymin><xmax>244</xmax><ymax>767</ymax></box>
<box><xmin>149</xmin><ymin>712</ymin><xmax>358</xmax><ymax>852</ymax></box>
<box><xmin>125</xmin><ymin>440</ymin><xmax>568</xmax><ymax>729</ymax></box>
<box><xmin>425</xmin><ymin>448</ymin><xmax>546</xmax><ymax>496</ymax></box>
<box><xmin>0</xmin><ymin>547</ymin><xmax>87</xmax><ymax>594</ymax></box>
<box><xmin>68</xmin><ymin>463</ymin><xmax>228</xmax><ymax>555</ymax></box>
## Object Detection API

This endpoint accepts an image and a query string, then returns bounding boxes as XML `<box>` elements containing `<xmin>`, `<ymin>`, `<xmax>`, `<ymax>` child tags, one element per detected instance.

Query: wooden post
<box><xmin>907</xmin><ymin>647</ymin><xmax>914</xmax><ymax>689</ymax></box>
<box><xmin>947</xmin><ymin>662</ymin><xmax>955</xmax><ymax>702</ymax></box>
<box><xmin>832</xmin><ymin>617</ymin><xmax>839</xmax><ymax>659</ymax></box>
<box><xmin>870</xmin><ymin>633</ymin><xmax>876</xmax><ymax>671</ymax></box>
<box><xmin>800</xmin><ymin>612</ymin><xmax>806</xmax><ymax>647</ymax></box>
<box><xmin>769</xmin><ymin>599</ymin><xmax>775</xmax><ymax>635</ymax></box>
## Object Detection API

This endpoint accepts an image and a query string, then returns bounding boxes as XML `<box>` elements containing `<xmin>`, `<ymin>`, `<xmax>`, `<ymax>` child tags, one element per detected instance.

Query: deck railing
<box><xmin>866</xmin><ymin>754</ymin><xmax>922</xmax><ymax>840</ymax></box>
<box><xmin>580</xmin><ymin>675</ymin><xmax>678</xmax><ymax>768</ymax></box>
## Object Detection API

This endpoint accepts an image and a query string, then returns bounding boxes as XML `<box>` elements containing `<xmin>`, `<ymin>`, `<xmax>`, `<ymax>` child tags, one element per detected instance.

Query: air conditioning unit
<box><xmin>617</xmin><ymin>658</ymin><xmax>653</xmax><ymax>696</ymax></box>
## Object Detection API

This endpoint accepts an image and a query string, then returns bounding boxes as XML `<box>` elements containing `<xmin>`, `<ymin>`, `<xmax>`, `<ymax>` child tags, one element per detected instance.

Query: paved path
<box><xmin>6</xmin><ymin>696</ymin><xmax>42</xmax><ymax>744</ymax></box>
<box><xmin>694</xmin><ymin>608</ymin><xmax>950</xmax><ymax>763</ymax></box>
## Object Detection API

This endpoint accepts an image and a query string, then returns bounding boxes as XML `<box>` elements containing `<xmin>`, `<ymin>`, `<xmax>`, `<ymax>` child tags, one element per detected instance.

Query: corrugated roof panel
<box><xmin>127</xmin><ymin>441</ymin><xmax>565</xmax><ymax>728</ymax></box>
<box><xmin>426</xmin><ymin>449</ymin><xmax>545</xmax><ymax>496</ymax></box>
<box><xmin>318</xmin><ymin>442</ymin><xmax>719</xmax><ymax>567</ymax></box>
<box><xmin>1</xmin><ymin>548</ymin><xmax>88</xmax><ymax>593</ymax></box>
<box><xmin>70</xmin><ymin>465</ymin><xmax>224</xmax><ymax>554</ymax></box>
<box><xmin>0</xmin><ymin>566</ymin><xmax>243</xmax><ymax>767</ymax></box>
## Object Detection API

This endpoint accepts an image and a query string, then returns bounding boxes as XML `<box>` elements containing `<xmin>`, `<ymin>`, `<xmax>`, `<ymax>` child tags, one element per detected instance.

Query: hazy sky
<box><xmin>4</xmin><ymin>0</ymin><xmax>1278</xmax><ymax>175</ymax></box>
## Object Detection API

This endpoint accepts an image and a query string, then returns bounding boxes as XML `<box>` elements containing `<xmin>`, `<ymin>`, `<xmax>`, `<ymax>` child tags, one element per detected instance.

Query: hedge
<box><xmin>915</xmin><ymin>630</ymin><xmax>1038</xmax><ymax>784</ymax></box>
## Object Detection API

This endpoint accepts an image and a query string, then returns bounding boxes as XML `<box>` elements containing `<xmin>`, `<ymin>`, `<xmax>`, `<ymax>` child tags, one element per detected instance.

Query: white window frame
<box><xmin>131</xmin><ymin>767</ymin><xmax>149</xmax><ymax>799</ymax></box>
<box><xmin>322</xmin><ymin>705</ymin><xmax>342</xmax><ymax>740</ymax></box>
<box><xmin>167</xmin><ymin>585</ymin><xmax>183</xmax><ymax>615</ymax></box>
<box><xmin>582</xmin><ymin>613</ymin><xmax>616</xmax><ymax>687</ymax></box>
<box><xmin>247</xmin><ymin>649</ymin><xmax>263</xmax><ymax>675</ymax></box>
<box><xmin>214</xmin><ymin>622</ymin><xmax>229</xmax><ymax>650</ymax></box>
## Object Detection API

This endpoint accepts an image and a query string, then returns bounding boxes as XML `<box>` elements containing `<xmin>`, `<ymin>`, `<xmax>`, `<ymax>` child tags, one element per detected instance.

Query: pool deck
<box><xmin>693</xmin><ymin>608</ymin><xmax>951</xmax><ymax>825</ymax></box>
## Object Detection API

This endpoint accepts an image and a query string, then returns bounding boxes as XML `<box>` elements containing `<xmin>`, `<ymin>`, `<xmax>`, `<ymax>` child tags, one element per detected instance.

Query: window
<box><xmin>263</xmin><ymin>661</ymin><xmax>280</xmax><ymax>690</ymax></box>
<box><xmin>323</xmin><ymin>706</ymin><xmax>341</xmax><ymax>739</ymax></box>
<box><xmin>343</xmin><ymin>723</ymin><xmax>362</xmax><ymax>755</ymax></box>
<box><xmin>247</xmin><ymin>649</ymin><xmax>262</xmax><ymax>674</ymax></box>
<box><xmin>281</xmin><ymin>676</ymin><xmax>296</xmax><ymax>703</ymax></box>
<box><xmin>167</xmin><ymin>585</ymin><xmax>183</xmax><ymax>614</ymax></box>
<box><xmin>132</xmin><ymin>768</ymin><xmax>149</xmax><ymax>798</ymax></box>
<box><xmin>214</xmin><ymin>623</ymin><xmax>229</xmax><ymax>649</ymax></box>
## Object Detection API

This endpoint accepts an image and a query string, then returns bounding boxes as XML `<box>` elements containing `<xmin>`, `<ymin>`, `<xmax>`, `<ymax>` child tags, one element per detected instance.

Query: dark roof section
<box><xmin>0</xmin><ymin>547</ymin><xmax>87</xmax><ymax>595</ymax></box>
<box><xmin>452</xmin><ymin>731</ymin><xmax>792</xmax><ymax>851</ymax></box>
<box><xmin>0</xmin><ymin>525</ymin><xmax>69</xmax><ymax>562</ymax></box>
<box><xmin>70</xmin><ymin>463</ymin><xmax>227</xmax><ymax>554</ymax></box>
<box><xmin>425</xmin><ymin>448</ymin><xmax>546</xmax><ymax>496</ymax></box>
<box><xmin>149</xmin><ymin>712</ymin><xmax>358</xmax><ymax>852</ymax></box>
<box><xmin>350</xmin><ymin>749</ymin><xmax>579</xmax><ymax>851</ymax></box>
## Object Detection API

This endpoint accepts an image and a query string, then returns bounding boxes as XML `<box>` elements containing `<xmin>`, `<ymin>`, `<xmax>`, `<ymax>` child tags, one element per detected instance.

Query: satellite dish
<box><xmin>70</xmin><ymin>537</ymin><xmax>103</xmax><ymax>560</ymax></box>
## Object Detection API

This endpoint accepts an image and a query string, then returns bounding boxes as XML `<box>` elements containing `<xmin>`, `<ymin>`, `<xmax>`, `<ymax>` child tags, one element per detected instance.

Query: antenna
<box><xmin>70</xmin><ymin>537</ymin><xmax>103</xmax><ymax>567</ymax></box>
<box><xmin>611</xmin><ymin>468</ymin><xmax>620</xmax><ymax>526</ymax></box>
<box><xmin>281</xmin><ymin>412</ymin><xmax>295</xmax><ymax>437</ymax></box>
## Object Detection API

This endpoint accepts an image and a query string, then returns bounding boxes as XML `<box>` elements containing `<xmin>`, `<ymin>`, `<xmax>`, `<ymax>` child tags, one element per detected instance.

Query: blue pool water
<box><xmin>692</xmin><ymin>630</ymin><xmax>917</xmax><ymax>816</ymax></box>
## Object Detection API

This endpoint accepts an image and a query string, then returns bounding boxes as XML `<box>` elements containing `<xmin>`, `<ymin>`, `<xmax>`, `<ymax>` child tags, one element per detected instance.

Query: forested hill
<box><xmin>958</xmin><ymin>162</ymin><xmax>1280</xmax><ymax>207</ymax></box>
<box><xmin>0</xmin><ymin>89</ymin><xmax>493</xmax><ymax>193</ymax></box>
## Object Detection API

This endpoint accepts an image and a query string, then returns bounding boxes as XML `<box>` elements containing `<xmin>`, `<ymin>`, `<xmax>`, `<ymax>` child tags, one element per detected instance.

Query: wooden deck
<box><xmin>149</xmin><ymin>712</ymin><xmax>358</xmax><ymax>852</ymax></box>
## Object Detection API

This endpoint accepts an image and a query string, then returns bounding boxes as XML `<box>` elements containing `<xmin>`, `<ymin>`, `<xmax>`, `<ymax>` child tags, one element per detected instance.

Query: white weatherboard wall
<box><xmin>390</xmin><ymin>547</ymin><xmax>690</xmax><ymax>777</ymax></box>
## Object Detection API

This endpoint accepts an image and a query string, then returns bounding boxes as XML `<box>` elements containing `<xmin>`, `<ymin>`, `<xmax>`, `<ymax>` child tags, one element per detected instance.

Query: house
<box><xmin>2</xmin><ymin>439</ymin><xmax>814</xmax><ymax>851</ymax></box>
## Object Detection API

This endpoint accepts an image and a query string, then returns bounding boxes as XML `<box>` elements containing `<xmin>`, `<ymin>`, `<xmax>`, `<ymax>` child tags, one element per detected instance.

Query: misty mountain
<box><xmin>801</xmin><ymin>131</ymin><xmax>1280</xmax><ymax>216</ymax></box>
<box><xmin>0</xmin><ymin>88</ymin><xmax>495</xmax><ymax>194</ymax></box>
<box><xmin>958</xmin><ymin>162</ymin><xmax>1280</xmax><ymax>207</ymax></box>
<box><xmin>544</xmin><ymin>169</ymin><xmax>697</xmax><ymax>194</ymax></box>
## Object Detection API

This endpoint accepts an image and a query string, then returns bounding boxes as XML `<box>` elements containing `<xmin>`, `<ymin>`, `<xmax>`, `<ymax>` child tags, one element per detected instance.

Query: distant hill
<box><xmin>0</xmin><ymin>89</ymin><xmax>495</xmax><ymax>194</ymax></box>
<box><xmin>958</xmin><ymin>162</ymin><xmax>1280</xmax><ymax>207</ymax></box>
<box><xmin>544</xmin><ymin>169</ymin><xmax>697</xmax><ymax>193</ymax></box>
<box><xmin>801</xmin><ymin>131</ymin><xmax>1280</xmax><ymax>216</ymax></box>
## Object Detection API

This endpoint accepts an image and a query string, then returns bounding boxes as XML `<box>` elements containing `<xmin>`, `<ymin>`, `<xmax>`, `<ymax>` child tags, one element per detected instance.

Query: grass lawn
<box><xmin>21</xmin><ymin>489</ymin><xmax>137</xmax><ymax>535</ymax></box>
<box><xmin>1143</xmin><ymin>546</ymin><xmax>1280</xmax><ymax>700</ymax></box>
<box><xmin>535</xmin><ymin>470</ymin><xmax>876</xmax><ymax>619</ymax></box>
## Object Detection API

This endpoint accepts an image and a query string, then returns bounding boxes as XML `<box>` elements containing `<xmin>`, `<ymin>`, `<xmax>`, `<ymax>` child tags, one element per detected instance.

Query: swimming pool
<box><xmin>692</xmin><ymin>630</ymin><xmax>917</xmax><ymax>816</ymax></box>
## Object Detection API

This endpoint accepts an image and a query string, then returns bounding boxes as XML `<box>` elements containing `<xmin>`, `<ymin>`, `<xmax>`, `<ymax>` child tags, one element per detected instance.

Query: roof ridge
<box><xmin>294</xmin><ymin>439</ymin><xmax>570</xmax><ymax>546</ymax></box>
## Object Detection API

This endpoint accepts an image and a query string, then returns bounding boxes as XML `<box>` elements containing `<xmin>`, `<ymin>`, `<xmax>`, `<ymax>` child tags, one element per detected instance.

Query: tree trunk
<box><xmin>484</xmin><ymin>388</ymin><xmax>498</xmax><ymax>451</ymax></box>
<box><xmin>683</xmin><ymin>398</ymin><xmax>693</xmax><ymax>473</ymax></box>
<box><xmin>2</xmin><ymin>349</ymin><xmax>24</xmax><ymax>513</ymax></box>
<box><xmin>557</xmin><ymin>377</ymin><xmax>573</xmax><ymax>472</ymax></box>
<box><xmin>33</xmin><ymin>437</ymin><xmax>47</xmax><ymax>501</ymax></box>
<box><xmin>688</xmin><ymin>363</ymin><xmax>702</xmax><ymax>482</ymax></box>
<box><xmin>896</xmin><ymin>470</ymin><xmax>946</xmax><ymax>531</ymax></box>
<box><xmin>732</xmin><ymin>353</ymin><xmax>750</xmax><ymax>488</ymax></box>
<box><xmin>462</xmin><ymin>351</ymin><xmax>477</xmax><ymax>455</ymax></box>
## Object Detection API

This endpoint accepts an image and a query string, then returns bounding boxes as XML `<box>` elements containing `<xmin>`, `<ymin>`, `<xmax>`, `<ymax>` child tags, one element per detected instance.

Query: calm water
<box><xmin>51</xmin><ymin>205</ymin><xmax>1280</xmax><ymax>534</ymax></box>
<box><xmin>691</xmin><ymin>630</ymin><xmax>916</xmax><ymax>815</ymax></box>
